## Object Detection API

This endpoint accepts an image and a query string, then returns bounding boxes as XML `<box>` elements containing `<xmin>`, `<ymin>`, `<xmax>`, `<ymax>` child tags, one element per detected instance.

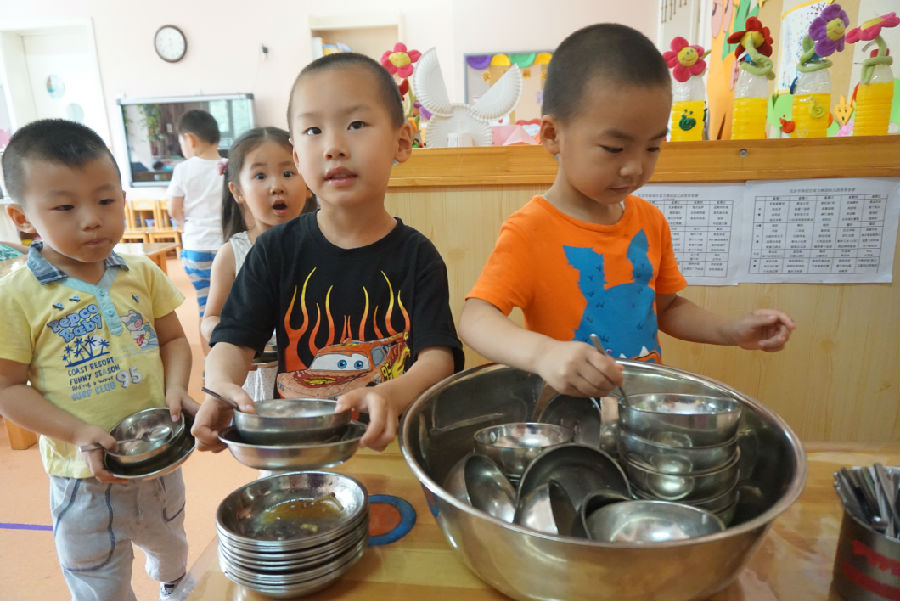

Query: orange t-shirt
<box><xmin>467</xmin><ymin>195</ymin><xmax>687</xmax><ymax>363</ymax></box>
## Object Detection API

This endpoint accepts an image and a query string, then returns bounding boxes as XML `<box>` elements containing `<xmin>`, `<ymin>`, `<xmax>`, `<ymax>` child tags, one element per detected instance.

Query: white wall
<box><xmin>0</xmin><ymin>0</ymin><xmax>656</xmax><ymax>195</ymax></box>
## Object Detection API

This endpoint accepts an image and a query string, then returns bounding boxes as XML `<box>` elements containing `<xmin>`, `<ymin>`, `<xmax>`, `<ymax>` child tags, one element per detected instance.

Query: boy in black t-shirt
<box><xmin>193</xmin><ymin>53</ymin><xmax>463</xmax><ymax>452</ymax></box>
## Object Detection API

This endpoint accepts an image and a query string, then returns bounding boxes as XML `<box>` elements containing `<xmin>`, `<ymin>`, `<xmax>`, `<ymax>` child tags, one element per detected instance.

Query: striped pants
<box><xmin>180</xmin><ymin>249</ymin><xmax>216</xmax><ymax>317</ymax></box>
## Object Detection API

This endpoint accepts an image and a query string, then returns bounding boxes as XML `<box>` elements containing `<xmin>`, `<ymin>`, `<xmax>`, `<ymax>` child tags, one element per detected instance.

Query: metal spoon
<box><xmin>589</xmin><ymin>334</ymin><xmax>628</xmax><ymax>403</ymax></box>
<box><xmin>842</xmin><ymin>467</ymin><xmax>881</xmax><ymax>529</ymax></box>
<box><xmin>201</xmin><ymin>386</ymin><xmax>241</xmax><ymax>411</ymax></box>
<box><xmin>872</xmin><ymin>464</ymin><xmax>900</xmax><ymax>536</ymax></box>
<box><xmin>873</xmin><ymin>464</ymin><xmax>900</xmax><ymax>525</ymax></box>
<box><xmin>834</xmin><ymin>471</ymin><xmax>869</xmax><ymax>526</ymax></box>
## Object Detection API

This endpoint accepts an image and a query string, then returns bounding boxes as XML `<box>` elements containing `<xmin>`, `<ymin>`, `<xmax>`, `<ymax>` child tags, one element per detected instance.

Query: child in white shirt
<box><xmin>167</xmin><ymin>109</ymin><xmax>223</xmax><ymax>326</ymax></box>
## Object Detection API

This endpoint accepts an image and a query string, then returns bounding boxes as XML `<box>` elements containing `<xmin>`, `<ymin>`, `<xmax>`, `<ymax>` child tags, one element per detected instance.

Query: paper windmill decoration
<box><xmin>411</xmin><ymin>47</ymin><xmax>522</xmax><ymax>147</ymax></box>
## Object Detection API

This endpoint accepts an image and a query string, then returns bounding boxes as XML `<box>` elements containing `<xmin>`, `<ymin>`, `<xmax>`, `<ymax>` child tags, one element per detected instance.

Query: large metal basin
<box><xmin>399</xmin><ymin>362</ymin><xmax>806</xmax><ymax>601</ymax></box>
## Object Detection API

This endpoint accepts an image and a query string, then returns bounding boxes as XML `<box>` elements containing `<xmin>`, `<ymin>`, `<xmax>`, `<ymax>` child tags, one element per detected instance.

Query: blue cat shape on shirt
<box><xmin>564</xmin><ymin>229</ymin><xmax>661</xmax><ymax>362</ymax></box>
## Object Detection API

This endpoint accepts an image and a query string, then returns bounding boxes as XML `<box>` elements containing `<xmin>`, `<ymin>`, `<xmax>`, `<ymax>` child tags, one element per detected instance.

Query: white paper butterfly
<box><xmin>411</xmin><ymin>48</ymin><xmax>522</xmax><ymax>147</ymax></box>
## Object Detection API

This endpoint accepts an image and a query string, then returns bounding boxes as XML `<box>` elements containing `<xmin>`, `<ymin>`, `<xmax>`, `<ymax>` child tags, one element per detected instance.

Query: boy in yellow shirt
<box><xmin>0</xmin><ymin>119</ymin><xmax>197</xmax><ymax>600</ymax></box>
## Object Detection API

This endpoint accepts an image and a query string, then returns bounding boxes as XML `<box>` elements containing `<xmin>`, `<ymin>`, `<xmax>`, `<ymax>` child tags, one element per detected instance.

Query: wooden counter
<box><xmin>388</xmin><ymin>137</ymin><xmax>900</xmax><ymax>187</ymax></box>
<box><xmin>184</xmin><ymin>442</ymin><xmax>899</xmax><ymax>601</ymax></box>
<box><xmin>383</xmin><ymin>138</ymin><xmax>900</xmax><ymax>443</ymax></box>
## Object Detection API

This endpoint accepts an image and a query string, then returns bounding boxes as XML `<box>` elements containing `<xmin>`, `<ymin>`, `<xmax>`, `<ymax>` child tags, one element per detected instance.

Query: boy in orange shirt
<box><xmin>460</xmin><ymin>24</ymin><xmax>795</xmax><ymax>399</ymax></box>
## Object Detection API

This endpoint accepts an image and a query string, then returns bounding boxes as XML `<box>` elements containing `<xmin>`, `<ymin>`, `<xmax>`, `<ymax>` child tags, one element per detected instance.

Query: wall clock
<box><xmin>154</xmin><ymin>25</ymin><xmax>187</xmax><ymax>63</ymax></box>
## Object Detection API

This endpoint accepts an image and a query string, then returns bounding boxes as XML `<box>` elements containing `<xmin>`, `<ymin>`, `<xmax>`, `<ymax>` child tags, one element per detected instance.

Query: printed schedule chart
<box><xmin>743</xmin><ymin>178</ymin><xmax>899</xmax><ymax>283</ymax></box>
<box><xmin>636</xmin><ymin>178</ymin><xmax>899</xmax><ymax>285</ymax></box>
<box><xmin>637</xmin><ymin>184</ymin><xmax>746</xmax><ymax>285</ymax></box>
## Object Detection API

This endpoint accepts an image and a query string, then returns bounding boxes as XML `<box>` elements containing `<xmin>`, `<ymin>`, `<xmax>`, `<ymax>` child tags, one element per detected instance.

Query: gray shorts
<box><xmin>49</xmin><ymin>469</ymin><xmax>188</xmax><ymax>601</ymax></box>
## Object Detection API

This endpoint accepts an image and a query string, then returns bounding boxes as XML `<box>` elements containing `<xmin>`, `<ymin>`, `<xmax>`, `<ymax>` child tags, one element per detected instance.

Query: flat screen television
<box><xmin>118</xmin><ymin>93</ymin><xmax>255</xmax><ymax>187</ymax></box>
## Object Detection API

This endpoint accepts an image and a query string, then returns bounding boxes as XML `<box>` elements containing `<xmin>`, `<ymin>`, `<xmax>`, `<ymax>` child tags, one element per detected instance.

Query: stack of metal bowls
<box><xmin>617</xmin><ymin>393</ymin><xmax>743</xmax><ymax>525</ymax></box>
<box><xmin>104</xmin><ymin>408</ymin><xmax>192</xmax><ymax>478</ymax></box>
<box><xmin>400</xmin><ymin>362</ymin><xmax>806</xmax><ymax>601</ymax></box>
<box><xmin>216</xmin><ymin>471</ymin><xmax>368</xmax><ymax>599</ymax></box>
<box><xmin>218</xmin><ymin>398</ymin><xmax>366</xmax><ymax>470</ymax></box>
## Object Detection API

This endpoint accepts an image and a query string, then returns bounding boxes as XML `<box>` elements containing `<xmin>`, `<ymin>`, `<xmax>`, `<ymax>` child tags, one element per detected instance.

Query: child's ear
<box><xmin>540</xmin><ymin>115</ymin><xmax>561</xmax><ymax>156</ymax></box>
<box><xmin>393</xmin><ymin>120</ymin><xmax>414</xmax><ymax>165</ymax></box>
<box><xmin>7</xmin><ymin>204</ymin><xmax>35</xmax><ymax>234</ymax></box>
<box><xmin>228</xmin><ymin>181</ymin><xmax>242</xmax><ymax>203</ymax></box>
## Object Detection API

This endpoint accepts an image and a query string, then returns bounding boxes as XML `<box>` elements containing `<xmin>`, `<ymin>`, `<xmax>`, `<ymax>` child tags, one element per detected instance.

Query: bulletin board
<box><xmin>463</xmin><ymin>51</ymin><xmax>553</xmax><ymax>124</ymax></box>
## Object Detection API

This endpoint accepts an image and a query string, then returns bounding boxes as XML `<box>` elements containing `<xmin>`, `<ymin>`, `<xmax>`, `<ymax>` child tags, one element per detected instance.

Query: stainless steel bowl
<box><xmin>514</xmin><ymin>482</ymin><xmax>557</xmax><ymax>534</ymax></box>
<box><xmin>517</xmin><ymin>443</ymin><xmax>632</xmax><ymax>514</ymax></box>
<box><xmin>624</xmin><ymin>448</ymin><xmax>741</xmax><ymax>502</ymax></box>
<box><xmin>107</xmin><ymin>407</ymin><xmax>184</xmax><ymax>465</ymax></box>
<box><xmin>474</xmin><ymin>422</ymin><xmax>573</xmax><ymax>478</ymax></box>
<box><xmin>617</xmin><ymin>428</ymin><xmax>738</xmax><ymax>474</ymax></box>
<box><xmin>443</xmin><ymin>453</ymin><xmax>473</xmax><ymax>504</ymax></box>
<box><xmin>216</xmin><ymin>471</ymin><xmax>368</xmax><ymax>599</ymax></box>
<box><xmin>234</xmin><ymin>398</ymin><xmax>351</xmax><ymax>445</ymax></box>
<box><xmin>635</xmin><ymin>478</ymin><xmax>739</xmax><ymax>516</ymax></box>
<box><xmin>584</xmin><ymin>500</ymin><xmax>725</xmax><ymax>543</ymax></box>
<box><xmin>104</xmin><ymin>412</ymin><xmax>195</xmax><ymax>479</ymax></box>
<box><xmin>219</xmin><ymin>422</ymin><xmax>365</xmax><ymax>470</ymax></box>
<box><xmin>537</xmin><ymin>395</ymin><xmax>603</xmax><ymax>449</ymax></box>
<box><xmin>464</xmin><ymin>454</ymin><xmax>516</xmax><ymax>522</ymax></box>
<box><xmin>217</xmin><ymin>470</ymin><xmax>368</xmax><ymax>545</ymax></box>
<box><xmin>618</xmin><ymin>393</ymin><xmax>741</xmax><ymax>447</ymax></box>
<box><xmin>399</xmin><ymin>362</ymin><xmax>806</xmax><ymax>601</ymax></box>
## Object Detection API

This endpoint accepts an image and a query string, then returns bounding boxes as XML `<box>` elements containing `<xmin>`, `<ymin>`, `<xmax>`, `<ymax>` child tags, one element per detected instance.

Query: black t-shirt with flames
<box><xmin>212</xmin><ymin>212</ymin><xmax>464</xmax><ymax>399</ymax></box>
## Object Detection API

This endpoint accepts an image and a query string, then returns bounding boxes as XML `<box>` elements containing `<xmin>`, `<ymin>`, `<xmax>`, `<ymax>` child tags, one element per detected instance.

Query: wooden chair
<box><xmin>147</xmin><ymin>200</ymin><xmax>182</xmax><ymax>250</ymax></box>
<box><xmin>146</xmin><ymin>200</ymin><xmax>183</xmax><ymax>252</ymax></box>
<box><xmin>2</xmin><ymin>417</ymin><xmax>38</xmax><ymax>450</ymax></box>
<box><xmin>148</xmin><ymin>228</ymin><xmax>182</xmax><ymax>247</ymax></box>
<box><xmin>125</xmin><ymin>199</ymin><xmax>159</xmax><ymax>229</ymax></box>
<box><xmin>154</xmin><ymin>199</ymin><xmax>172</xmax><ymax>229</ymax></box>
<box><xmin>121</xmin><ymin>228</ymin><xmax>151</xmax><ymax>243</ymax></box>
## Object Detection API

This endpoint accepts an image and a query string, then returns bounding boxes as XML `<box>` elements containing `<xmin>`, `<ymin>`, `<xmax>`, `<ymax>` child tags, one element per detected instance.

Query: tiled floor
<box><xmin>0</xmin><ymin>256</ymin><xmax>259</xmax><ymax>601</ymax></box>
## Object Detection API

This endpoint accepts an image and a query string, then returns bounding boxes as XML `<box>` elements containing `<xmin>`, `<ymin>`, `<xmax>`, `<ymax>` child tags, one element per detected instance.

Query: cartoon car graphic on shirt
<box><xmin>276</xmin><ymin>332</ymin><xmax>410</xmax><ymax>399</ymax></box>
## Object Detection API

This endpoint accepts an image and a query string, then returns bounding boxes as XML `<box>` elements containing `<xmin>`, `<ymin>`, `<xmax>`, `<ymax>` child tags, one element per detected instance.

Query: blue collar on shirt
<box><xmin>26</xmin><ymin>241</ymin><xmax>128</xmax><ymax>284</ymax></box>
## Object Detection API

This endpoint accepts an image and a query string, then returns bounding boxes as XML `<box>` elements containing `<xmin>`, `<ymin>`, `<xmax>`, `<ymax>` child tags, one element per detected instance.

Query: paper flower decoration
<box><xmin>728</xmin><ymin>17</ymin><xmax>774</xmax><ymax>59</ymax></box>
<box><xmin>728</xmin><ymin>17</ymin><xmax>776</xmax><ymax>80</ymax></box>
<box><xmin>663</xmin><ymin>37</ymin><xmax>710</xmax><ymax>82</ymax></box>
<box><xmin>381</xmin><ymin>43</ymin><xmax>421</xmax><ymax>79</ymax></box>
<box><xmin>809</xmin><ymin>4</ymin><xmax>849</xmax><ymax>57</ymax></box>
<box><xmin>846</xmin><ymin>12</ymin><xmax>897</xmax><ymax>83</ymax></box>
<box><xmin>798</xmin><ymin>4</ymin><xmax>848</xmax><ymax>73</ymax></box>
<box><xmin>846</xmin><ymin>12</ymin><xmax>899</xmax><ymax>44</ymax></box>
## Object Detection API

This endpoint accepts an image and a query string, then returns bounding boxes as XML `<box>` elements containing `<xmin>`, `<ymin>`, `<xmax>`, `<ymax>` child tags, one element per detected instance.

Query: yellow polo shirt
<box><xmin>0</xmin><ymin>248</ymin><xmax>183</xmax><ymax>478</ymax></box>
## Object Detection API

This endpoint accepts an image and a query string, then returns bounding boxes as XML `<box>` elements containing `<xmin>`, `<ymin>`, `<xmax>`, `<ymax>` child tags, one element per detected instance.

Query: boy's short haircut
<box><xmin>1</xmin><ymin>118</ymin><xmax>120</xmax><ymax>204</ymax></box>
<box><xmin>543</xmin><ymin>23</ymin><xmax>671</xmax><ymax>123</ymax></box>
<box><xmin>287</xmin><ymin>52</ymin><xmax>405</xmax><ymax>132</ymax></box>
<box><xmin>177</xmin><ymin>109</ymin><xmax>221</xmax><ymax>145</ymax></box>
